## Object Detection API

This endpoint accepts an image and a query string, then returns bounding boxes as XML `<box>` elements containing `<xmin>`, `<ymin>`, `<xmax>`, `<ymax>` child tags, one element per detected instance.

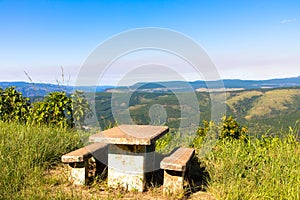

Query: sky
<box><xmin>0</xmin><ymin>0</ymin><xmax>299</xmax><ymax>86</ymax></box>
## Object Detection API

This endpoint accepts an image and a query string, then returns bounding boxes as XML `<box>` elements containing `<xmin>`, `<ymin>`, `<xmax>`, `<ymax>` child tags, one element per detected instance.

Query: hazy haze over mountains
<box><xmin>0</xmin><ymin>76</ymin><xmax>299</xmax><ymax>97</ymax></box>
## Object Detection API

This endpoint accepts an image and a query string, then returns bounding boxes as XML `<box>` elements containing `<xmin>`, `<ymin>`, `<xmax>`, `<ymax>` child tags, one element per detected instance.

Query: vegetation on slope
<box><xmin>226</xmin><ymin>90</ymin><xmax>263</xmax><ymax>114</ymax></box>
<box><xmin>245</xmin><ymin>89</ymin><xmax>300</xmax><ymax>120</ymax></box>
<box><xmin>91</xmin><ymin>88</ymin><xmax>300</xmax><ymax>138</ymax></box>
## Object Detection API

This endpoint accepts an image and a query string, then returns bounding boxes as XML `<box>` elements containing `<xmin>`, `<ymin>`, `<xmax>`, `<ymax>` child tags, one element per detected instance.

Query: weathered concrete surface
<box><xmin>107</xmin><ymin>144</ymin><xmax>156</xmax><ymax>192</ymax></box>
<box><xmin>160</xmin><ymin>147</ymin><xmax>195</xmax><ymax>171</ymax></box>
<box><xmin>163</xmin><ymin>170</ymin><xmax>185</xmax><ymax>195</ymax></box>
<box><xmin>89</xmin><ymin>125</ymin><xmax>169</xmax><ymax>145</ymax></box>
<box><xmin>160</xmin><ymin>147</ymin><xmax>195</xmax><ymax>195</ymax></box>
<box><xmin>62</xmin><ymin>143</ymin><xmax>108</xmax><ymax>185</ymax></box>
<box><xmin>62</xmin><ymin>143</ymin><xmax>107</xmax><ymax>163</ymax></box>
<box><xmin>89</xmin><ymin>125</ymin><xmax>169</xmax><ymax>192</ymax></box>
<box><xmin>67</xmin><ymin>161</ymin><xmax>88</xmax><ymax>185</ymax></box>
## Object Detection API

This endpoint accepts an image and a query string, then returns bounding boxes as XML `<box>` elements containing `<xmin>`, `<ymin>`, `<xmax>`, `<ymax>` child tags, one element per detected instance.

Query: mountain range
<box><xmin>0</xmin><ymin>82</ymin><xmax>111</xmax><ymax>97</ymax></box>
<box><xmin>120</xmin><ymin>76</ymin><xmax>300</xmax><ymax>92</ymax></box>
<box><xmin>0</xmin><ymin>76</ymin><xmax>300</xmax><ymax>97</ymax></box>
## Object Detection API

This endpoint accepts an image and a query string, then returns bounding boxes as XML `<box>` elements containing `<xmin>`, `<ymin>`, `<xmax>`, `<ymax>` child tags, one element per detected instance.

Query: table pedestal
<box><xmin>107</xmin><ymin>144</ymin><xmax>155</xmax><ymax>192</ymax></box>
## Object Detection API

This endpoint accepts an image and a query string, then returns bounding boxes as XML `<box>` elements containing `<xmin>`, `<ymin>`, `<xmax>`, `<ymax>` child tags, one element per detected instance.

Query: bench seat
<box><xmin>61</xmin><ymin>143</ymin><xmax>107</xmax><ymax>185</ymax></box>
<box><xmin>62</xmin><ymin>143</ymin><xmax>107</xmax><ymax>163</ymax></box>
<box><xmin>160</xmin><ymin>147</ymin><xmax>195</xmax><ymax>195</ymax></box>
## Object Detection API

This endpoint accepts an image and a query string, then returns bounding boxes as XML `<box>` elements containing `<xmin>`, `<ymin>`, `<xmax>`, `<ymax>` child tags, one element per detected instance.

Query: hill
<box><xmin>0</xmin><ymin>82</ymin><xmax>112</xmax><ymax>97</ymax></box>
<box><xmin>107</xmin><ymin>76</ymin><xmax>300</xmax><ymax>93</ymax></box>
<box><xmin>91</xmin><ymin>87</ymin><xmax>300</xmax><ymax>136</ymax></box>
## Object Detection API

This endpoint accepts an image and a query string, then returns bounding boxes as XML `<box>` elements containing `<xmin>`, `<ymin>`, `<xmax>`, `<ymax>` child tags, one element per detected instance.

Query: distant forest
<box><xmin>89</xmin><ymin>87</ymin><xmax>300</xmax><ymax>137</ymax></box>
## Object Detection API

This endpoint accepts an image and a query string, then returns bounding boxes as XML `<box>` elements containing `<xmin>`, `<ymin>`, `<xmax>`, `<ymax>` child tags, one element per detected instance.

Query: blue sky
<box><xmin>0</xmin><ymin>0</ymin><xmax>299</xmax><ymax>85</ymax></box>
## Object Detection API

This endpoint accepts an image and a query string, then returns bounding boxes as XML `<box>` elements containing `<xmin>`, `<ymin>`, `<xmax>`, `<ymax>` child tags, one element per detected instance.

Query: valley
<box><xmin>91</xmin><ymin>87</ymin><xmax>300</xmax><ymax>137</ymax></box>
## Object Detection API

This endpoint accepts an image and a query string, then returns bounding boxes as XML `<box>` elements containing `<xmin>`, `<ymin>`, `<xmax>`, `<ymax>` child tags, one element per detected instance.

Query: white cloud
<box><xmin>280</xmin><ymin>18</ymin><xmax>297</xmax><ymax>24</ymax></box>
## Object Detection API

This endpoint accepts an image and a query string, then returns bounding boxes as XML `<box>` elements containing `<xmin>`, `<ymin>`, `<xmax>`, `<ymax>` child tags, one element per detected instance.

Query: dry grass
<box><xmin>226</xmin><ymin>89</ymin><xmax>300</xmax><ymax>120</ymax></box>
<box><xmin>245</xmin><ymin>89</ymin><xmax>300</xmax><ymax>119</ymax></box>
<box><xmin>43</xmin><ymin>164</ymin><xmax>215</xmax><ymax>200</ymax></box>
<box><xmin>129</xmin><ymin>104</ymin><xmax>147</xmax><ymax>111</ymax></box>
<box><xmin>226</xmin><ymin>91</ymin><xmax>263</xmax><ymax>113</ymax></box>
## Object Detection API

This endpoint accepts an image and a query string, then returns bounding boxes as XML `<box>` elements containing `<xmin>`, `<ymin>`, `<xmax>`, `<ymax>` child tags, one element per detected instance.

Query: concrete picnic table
<box><xmin>89</xmin><ymin>124</ymin><xmax>169</xmax><ymax>192</ymax></box>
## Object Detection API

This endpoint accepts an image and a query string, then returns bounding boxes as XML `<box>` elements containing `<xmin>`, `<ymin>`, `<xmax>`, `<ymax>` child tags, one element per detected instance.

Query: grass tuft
<box><xmin>0</xmin><ymin>121</ymin><xmax>82</xmax><ymax>199</ymax></box>
<box><xmin>198</xmin><ymin>132</ymin><xmax>300</xmax><ymax>199</ymax></box>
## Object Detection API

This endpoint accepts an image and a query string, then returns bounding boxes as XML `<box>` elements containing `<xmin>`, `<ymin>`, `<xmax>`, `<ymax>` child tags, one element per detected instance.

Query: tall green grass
<box><xmin>0</xmin><ymin>121</ymin><xmax>82</xmax><ymax>199</ymax></box>
<box><xmin>198</xmin><ymin>127</ymin><xmax>300</xmax><ymax>199</ymax></box>
<box><xmin>1</xmin><ymin>120</ymin><xmax>300</xmax><ymax>199</ymax></box>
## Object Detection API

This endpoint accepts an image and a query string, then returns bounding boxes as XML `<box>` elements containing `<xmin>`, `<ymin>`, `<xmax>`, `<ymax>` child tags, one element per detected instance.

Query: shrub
<box><xmin>0</xmin><ymin>87</ymin><xmax>31</xmax><ymax>122</ymax></box>
<box><xmin>30</xmin><ymin>91</ymin><xmax>74</xmax><ymax>128</ymax></box>
<box><xmin>192</xmin><ymin>115</ymin><xmax>248</xmax><ymax>149</ymax></box>
<box><xmin>71</xmin><ymin>90</ymin><xmax>92</xmax><ymax>129</ymax></box>
<box><xmin>0</xmin><ymin>87</ymin><xmax>92</xmax><ymax>129</ymax></box>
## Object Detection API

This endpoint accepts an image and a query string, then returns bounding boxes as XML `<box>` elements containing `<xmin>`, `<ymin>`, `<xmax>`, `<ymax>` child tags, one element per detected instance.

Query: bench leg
<box><xmin>67</xmin><ymin>161</ymin><xmax>88</xmax><ymax>185</ymax></box>
<box><xmin>163</xmin><ymin>170</ymin><xmax>185</xmax><ymax>195</ymax></box>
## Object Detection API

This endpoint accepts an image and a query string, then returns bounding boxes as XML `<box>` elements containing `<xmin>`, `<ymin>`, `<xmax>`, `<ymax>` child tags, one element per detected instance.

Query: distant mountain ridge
<box><xmin>109</xmin><ymin>76</ymin><xmax>300</xmax><ymax>93</ymax></box>
<box><xmin>0</xmin><ymin>82</ymin><xmax>112</xmax><ymax>97</ymax></box>
<box><xmin>0</xmin><ymin>76</ymin><xmax>300</xmax><ymax>96</ymax></box>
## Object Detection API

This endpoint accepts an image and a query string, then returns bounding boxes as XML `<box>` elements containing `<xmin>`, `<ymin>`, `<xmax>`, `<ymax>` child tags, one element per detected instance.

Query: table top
<box><xmin>89</xmin><ymin>125</ymin><xmax>169</xmax><ymax>145</ymax></box>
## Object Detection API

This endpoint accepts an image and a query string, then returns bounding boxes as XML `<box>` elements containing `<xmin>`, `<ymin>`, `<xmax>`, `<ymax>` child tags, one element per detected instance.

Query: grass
<box><xmin>225</xmin><ymin>88</ymin><xmax>300</xmax><ymax>120</ymax></box>
<box><xmin>245</xmin><ymin>89</ymin><xmax>300</xmax><ymax>120</ymax></box>
<box><xmin>0</xmin><ymin>121</ymin><xmax>82</xmax><ymax>199</ymax></box>
<box><xmin>226</xmin><ymin>90</ymin><xmax>264</xmax><ymax>113</ymax></box>
<box><xmin>1</xmin><ymin>120</ymin><xmax>300</xmax><ymax>199</ymax></box>
<box><xmin>197</xmin><ymin>127</ymin><xmax>300</xmax><ymax>199</ymax></box>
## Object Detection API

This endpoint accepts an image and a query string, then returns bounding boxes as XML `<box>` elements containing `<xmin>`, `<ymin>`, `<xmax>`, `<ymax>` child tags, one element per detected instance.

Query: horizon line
<box><xmin>0</xmin><ymin>75</ymin><xmax>299</xmax><ymax>87</ymax></box>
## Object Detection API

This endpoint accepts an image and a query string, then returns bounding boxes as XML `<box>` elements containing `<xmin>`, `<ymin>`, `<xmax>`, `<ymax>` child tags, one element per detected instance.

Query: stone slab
<box><xmin>62</xmin><ymin>143</ymin><xmax>107</xmax><ymax>163</ymax></box>
<box><xmin>89</xmin><ymin>125</ymin><xmax>169</xmax><ymax>145</ymax></box>
<box><xmin>160</xmin><ymin>147</ymin><xmax>195</xmax><ymax>171</ymax></box>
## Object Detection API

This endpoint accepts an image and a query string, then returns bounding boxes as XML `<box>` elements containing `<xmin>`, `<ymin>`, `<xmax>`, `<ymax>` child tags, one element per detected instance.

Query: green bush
<box><xmin>0</xmin><ymin>87</ymin><xmax>91</xmax><ymax>128</ymax></box>
<box><xmin>0</xmin><ymin>87</ymin><xmax>31</xmax><ymax>122</ymax></box>
<box><xmin>192</xmin><ymin>115</ymin><xmax>248</xmax><ymax>148</ymax></box>
<box><xmin>30</xmin><ymin>91</ymin><xmax>74</xmax><ymax>128</ymax></box>
<box><xmin>71</xmin><ymin>90</ymin><xmax>92</xmax><ymax>129</ymax></box>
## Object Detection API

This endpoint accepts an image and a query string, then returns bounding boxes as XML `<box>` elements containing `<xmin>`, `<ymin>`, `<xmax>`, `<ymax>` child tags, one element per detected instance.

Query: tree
<box><xmin>71</xmin><ymin>90</ymin><xmax>92</xmax><ymax>129</ymax></box>
<box><xmin>0</xmin><ymin>87</ymin><xmax>31</xmax><ymax>123</ymax></box>
<box><xmin>0</xmin><ymin>87</ymin><xmax>92</xmax><ymax>129</ymax></box>
<box><xmin>30</xmin><ymin>92</ymin><xmax>73</xmax><ymax>128</ymax></box>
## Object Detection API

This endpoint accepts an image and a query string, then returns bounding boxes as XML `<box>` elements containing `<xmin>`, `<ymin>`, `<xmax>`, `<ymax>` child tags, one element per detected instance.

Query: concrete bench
<box><xmin>61</xmin><ymin>142</ymin><xmax>107</xmax><ymax>185</ymax></box>
<box><xmin>160</xmin><ymin>147</ymin><xmax>195</xmax><ymax>195</ymax></box>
